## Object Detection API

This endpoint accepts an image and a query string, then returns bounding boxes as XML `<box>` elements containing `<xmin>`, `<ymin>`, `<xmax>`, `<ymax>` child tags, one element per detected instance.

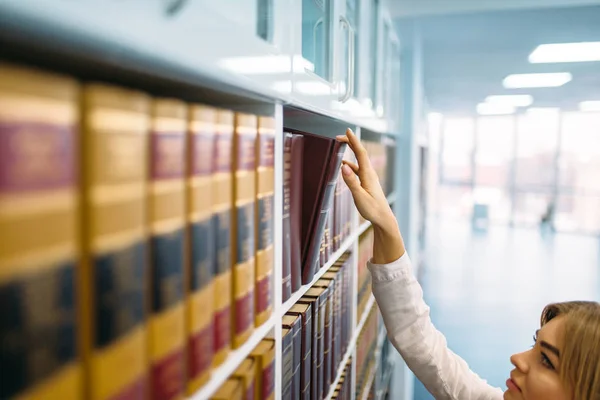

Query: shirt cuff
<box><xmin>367</xmin><ymin>251</ymin><xmax>412</xmax><ymax>283</ymax></box>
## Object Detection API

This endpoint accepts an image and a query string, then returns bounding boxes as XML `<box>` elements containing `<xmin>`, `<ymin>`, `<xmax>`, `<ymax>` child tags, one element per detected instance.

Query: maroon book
<box><xmin>284</xmin><ymin>129</ymin><xmax>347</xmax><ymax>284</ymax></box>
<box><xmin>282</xmin><ymin>133</ymin><xmax>293</xmax><ymax>302</ymax></box>
<box><xmin>287</xmin><ymin>303</ymin><xmax>313</xmax><ymax>400</ymax></box>
<box><xmin>290</xmin><ymin>134</ymin><xmax>304</xmax><ymax>293</ymax></box>
<box><xmin>282</xmin><ymin>314</ymin><xmax>302</xmax><ymax>400</ymax></box>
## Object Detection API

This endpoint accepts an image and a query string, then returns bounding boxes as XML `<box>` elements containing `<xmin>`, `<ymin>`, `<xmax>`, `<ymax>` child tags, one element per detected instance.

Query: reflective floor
<box><xmin>413</xmin><ymin>219</ymin><xmax>600</xmax><ymax>400</ymax></box>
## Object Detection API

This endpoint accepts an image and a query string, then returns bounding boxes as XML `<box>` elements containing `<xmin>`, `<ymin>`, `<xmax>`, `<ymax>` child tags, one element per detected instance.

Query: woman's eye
<box><xmin>541</xmin><ymin>353</ymin><xmax>555</xmax><ymax>370</ymax></box>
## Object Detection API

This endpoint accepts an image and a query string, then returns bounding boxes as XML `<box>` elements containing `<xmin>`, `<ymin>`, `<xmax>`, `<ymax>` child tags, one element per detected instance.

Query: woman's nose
<box><xmin>510</xmin><ymin>351</ymin><xmax>530</xmax><ymax>373</ymax></box>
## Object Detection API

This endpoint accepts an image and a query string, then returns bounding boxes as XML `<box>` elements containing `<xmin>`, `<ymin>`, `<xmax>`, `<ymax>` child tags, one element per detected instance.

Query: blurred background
<box><xmin>396</xmin><ymin>1</ymin><xmax>600</xmax><ymax>399</ymax></box>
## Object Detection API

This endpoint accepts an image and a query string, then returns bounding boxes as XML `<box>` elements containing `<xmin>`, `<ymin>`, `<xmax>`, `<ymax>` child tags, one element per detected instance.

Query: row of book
<box><xmin>282</xmin><ymin>252</ymin><xmax>354</xmax><ymax>399</ymax></box>
<box><xmin>0</xmin><ymin>63</ymin><xmax>275</xmax><ymax>400</ymax></box>
<box><xmin>357</xmin><ymin>228</ymin><xmax>375</xmax><ymax>319</ymax></box>
<box><xmin>210</xmin><ymin>338</ymin><xmax>275</xmax><ymax>400</ymax></box>
<box><xmin>281</xmin><ymin>131</ymin><xmax>352</xmax><ymax>302</ymax></box>
<box><xmin>355</xmin><ymin>306</ymin><xmax>379</xmax><ymax>400</ymax></box>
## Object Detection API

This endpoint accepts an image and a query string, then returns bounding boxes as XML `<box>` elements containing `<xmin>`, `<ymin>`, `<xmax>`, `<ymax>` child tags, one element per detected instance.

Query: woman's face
<box><xmin>504</xmin><ymin>316</ymin><xmax>571</xmax><ymax>400</ymax></box>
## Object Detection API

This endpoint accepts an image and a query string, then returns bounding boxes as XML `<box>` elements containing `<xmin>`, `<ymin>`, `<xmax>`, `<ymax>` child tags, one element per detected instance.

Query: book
<box><xmin>211</xmin><ymin>378</ymin><xmax>244</xmax><ymax>400</ymax></box>
<box><xmin>81</xmin><ymin>84</ymin><xmax>150</xmax><ymax>400</ymax></box>
<box><xmin>298</xmin><ymin>286</ymin><xmax>329</xmax><ymax>400</ymax></box>
<box><xmin>255</xmin><ymin>116</ymin><xmax>275</xmax><ymax>326</ymax></box>
<box><xmin>148</xmin><ymin>98</ymin><xmax>187</xmax><ymax>400</ymax></box>
<box><xmin>281</xmin><ymin>328</ymin><xmax>294</xmax><ymax>400</ymax></box>
<box><xmin>283</xmin><ymin>129</ymin><xmax>346</xmax><ymax>284</ymax></box>
<box><xmin>0</xmin><ymin>64</ymin><xmax>81</xmax><ymax>400</ymax></box>
<box><xmin>212</xmin><ymin>109</ymin><xmax>234</xmax><ymax>367</ymax></box>
<box><xmin>282</xmin><ymin>314</ymin><xmax>302</xmax><ymax>400</ymax></box>
<box><xmin>312</xmin><ymin>280</ymin><xmax>334</xmax><ymax>393</ymax></box>
<box><xmin>286</xmin><ymin>303</ymin><xmax>312</xmax><ymax>400</ymax></box>
<box><xmin>186</xmin><ymin>104</ymin><xmax>216</xmax><ymax>393</ymax></box>
<box><xmin>231</xmin><ymin>113</ymin><xmax>257</xmax><ymax>348</ymax></box>
<box><xmin>249</xmin><ymin>339</ymin><xmax>275</xmax><ymax>400</ymax></box>
<box><xmin>289</xmin><ymin>134</ymin><xmax>304</xmax><ymax>293</ymax></box>
<box><xmin>317</xmin><ymin>273</ymin><xmax>341</xmax><ymax>378</ymax></box>
<box><xmin>232</xmin><ymin>359</ymin><xmax>256</xmax><ymax>400</ymax></box>
<box><xmin>281</xmin><ymin>133</ymin><xmax>292</xmax><ymax>302</ymax></box>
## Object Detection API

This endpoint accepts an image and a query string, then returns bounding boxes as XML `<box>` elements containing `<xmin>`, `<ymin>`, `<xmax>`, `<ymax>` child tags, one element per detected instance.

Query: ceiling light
<box><xmin>485</xmin><ymin>95</ymin><xmax>533</xmax><ymax>107</ymax></box>
<box><xmin>476</xmin><ymin>103</ymin><xmax>515</xmax><ymax>115</ymax></box>
<box><xmin>529</xmin><ymin>42</ymin><xmax>600</xmax><ymax>63</ymax></box>
<box><xmin>579</xmin><ymin>101</ymin><xmax>600</xmax><ymax>112</ymax></box>
<box><xmin>503</xmin><ymin>73</ymin><xmax>572</xmax><ymax>89</ymax></box>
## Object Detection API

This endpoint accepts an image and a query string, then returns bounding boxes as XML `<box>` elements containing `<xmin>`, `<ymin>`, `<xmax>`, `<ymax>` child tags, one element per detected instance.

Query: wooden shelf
<box><xmin>190</xmin><ymin>315</ymin><xmax>276</xmax><ymax>400</ymax></box>
<box><xmin>325</xmin><ymin>295</ymin><xmax>376</xmax><ymax>400</ymax></box>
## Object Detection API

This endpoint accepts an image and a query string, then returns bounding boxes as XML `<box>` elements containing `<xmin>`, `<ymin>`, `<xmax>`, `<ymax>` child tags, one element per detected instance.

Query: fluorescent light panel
<box><xmin>485</xmin><ymin>94</ymin><xmax>533</xmax><ymax>107</ymax></box>
<box><xmin>503</xmin><ymin>73</ymin><xmax>572</xmax><ymax>89</ymax></box>
<box><xmin>580</xmin><ymin>101</ymin><xmax>600</xmax><ymax>112</ymax></box>
<box><xmin>529</xmin><ymin>42</ymin><xmax>600</xmax><ymax>63</ymax></box>
<box><xmin>476</xmin><ymin>103</ymin><xmax>515</xmax><ymax>115</ymax></box>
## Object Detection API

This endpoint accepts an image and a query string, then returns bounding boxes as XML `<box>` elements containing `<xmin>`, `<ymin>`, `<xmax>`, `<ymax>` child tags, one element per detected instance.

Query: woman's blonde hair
<box><xmin>541</xmin><ymin>301</ymin><xmax>600</xmax><ymax>399</ymax></box>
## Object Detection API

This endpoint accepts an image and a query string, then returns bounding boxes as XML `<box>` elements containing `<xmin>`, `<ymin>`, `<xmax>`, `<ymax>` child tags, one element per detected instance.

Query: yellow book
<box><xmin>81</xmin><ymin>84</ymin><xmax>150</xmax><ymax>400</ymax></box>
<box><xmin>210</xmin><ymin>378</ymin><xmax>243</xmax><ymax>400</ymax></box>
<box><xmin>0</xmin><ymin>63</ymin><xmax>81</xmax><ymax>400</ymax></box>
<box><xmin>249</xmin><ymin>339</ymin><xmax>275</xmax><ymax>400</ymax></box>
<box><xmin>232</xmin><ymin>359</ymin><xmax>257</xmax><ymax>399</ymax></box>
<box><xmin>254</xmin><ymin>116</ymin><xmax>275</xmax><ymax>326</ymax></box>
<box><xmin>148</xmin><ymin>98</ymin><xmax>187</xmax><ymax>400</ymax></box>
<box><xmin>231</xmin><ymin>113</ymin><xmax>257</xmax><ymax>348</ymax></box>
<box><xmin>186</xmin><ymin>104</ymin><xmax>217</xmax><ymax>394</ymax></box>
<box><xmin>212</xmin><ymin>109</ymin><xmax>234</xmax><ymax>367</ymax></box>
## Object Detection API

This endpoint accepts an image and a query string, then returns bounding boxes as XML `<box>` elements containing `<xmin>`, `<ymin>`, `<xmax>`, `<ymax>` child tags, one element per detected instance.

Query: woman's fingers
<box><xmin>344</xmin><ymin>129</ymin><xmax>371</xmax><ymax>170</ymax></box>
<box><xmin>341</xmin><ymin>160</ymin><xmax>359</xmax><ymax>174</ymax></box>
<box><xmin>341</xmin><ymin>164</ymin><xmax>366</xmax><ymax>197</ymax></box>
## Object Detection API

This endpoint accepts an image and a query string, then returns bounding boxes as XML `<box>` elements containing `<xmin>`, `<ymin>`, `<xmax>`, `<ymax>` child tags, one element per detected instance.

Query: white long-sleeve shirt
<box><xmin>368</xmin><ymin>252</ymin><xmax>504</xmax><ymax>400</ymax></box>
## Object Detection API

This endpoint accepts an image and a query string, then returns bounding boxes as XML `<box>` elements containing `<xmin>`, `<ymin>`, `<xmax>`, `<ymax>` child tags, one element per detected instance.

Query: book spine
<box><xmin>255</xmin><ymin>117</ymin><xmax>275</xmax><ymax>325</ymax></box>
<box><xmin>289</xmin><ymin>135</ymin><xmax>303</xmax><ymax>293</ymax></box>
<box><xmin>252</xmin><ymin>340</ymin><xmax>275</xmax><ymax>400</ymax></box>
<box><xmin>334</xmin><ymin>273</ymin><xmax>342</xmax><ymax>375</ymax></box>
<box><xmin>212</xmin><ymin>110</ymin><xmax>234</xmax><ymax>367</ymax></box>
<box><xmin>290</xmin><ymin>319</ymin><xmax>302</xmax><ymax>400</ymax></box>
<box><xmin>80</xmin><ymin>84</ymin><xmax>150</xmax><ymax>400</ymax></box>
<box><xmin>148</xmin><ymin>99</ymin><xmax>187</xmax><ymax>400</ymax></box>
<box><xmin>0</xmin><ymin>65</ymin><xmax>81</xmax><ymax>400</ymax></box>
<box><xmin>316</xmin><ymin>295</ymin><xmax>326</xmax><ymax>400</ymax></box>
<box><xmin>281</xmin><ymin>133</ymin><xmax>293</xmax><ymax>301</ymax></box>
<box><xmin>341</xmin><ymin>262</ymin><xmax>349</xmax><ymax>353</ymax></box>
<box><xmin>299</xmin><ymin>298</ymin><xmax>319</xmax><ymax>400</ymax></box>
<box><xmin>322</xmin><ymin>288</ymin><xmax>333</xmax><ymax>395</ymax></box>
<box><xmin>186</xmin><ymin>105</ymin><xmax>216</xmax><ymax>393</ymax></box>
<box><xmin>232</xmin><ymin>113</ymin><xmax>257</xmax><ymax>348</ymax></box>
<box><xmin>281</xmin><ymin>331</ymin><xmax>293</xmax><ymax>400</ymax></box>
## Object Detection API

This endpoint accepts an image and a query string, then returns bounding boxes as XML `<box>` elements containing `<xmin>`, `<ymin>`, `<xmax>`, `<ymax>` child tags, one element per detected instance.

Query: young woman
<box><xmin>336</xmin><ymin>129</ymin><xmax>600</xmax><ymax>400</ymax></box>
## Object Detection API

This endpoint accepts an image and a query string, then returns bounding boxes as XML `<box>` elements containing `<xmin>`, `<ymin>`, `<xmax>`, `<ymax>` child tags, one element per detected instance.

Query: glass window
<box><xmin>436</xmin><ymin>185</ymin><xmax>473</xmax><ymax>219</ymax></box>
<box><xmin>512</xmin><ymin>192</ymin><xmax>553</xmax><ymax>227</ymax></box>
<box><xmin>340</xmin><ymin>0</ymin><xmax>358</xmax><ymax>98</ymax></box>
<box><xmin>554</xmin><ymin>194</ymin><xmax>600</xmax><ymax>234</ymax></box>
<box><xmin>368</xmin><ymin>0</ymin><xmax>379</xmax><ymax>105</ymax></box>
<box><xmin>302</xmin><ymin>0</ymin><xmax>331</xmax><ymax>79</ymax></box>
<box><xmin>559</xmin><ymin>112</ymin><xmax>600</xmax><ymax>195</ymax></box>
<box><xmin>515</xmin><ymin>111</ymin><xmax>559</xmax><ymax>190</ymax></box>
<box><xmin>441</xmin><ymin>118</ymin><xmax>475</xmax><ymax>184</ymax></box>
<box><xmin>475</xmin><ymin>116</ymin><xmax>514</xmax><ymax>187</ymax></box>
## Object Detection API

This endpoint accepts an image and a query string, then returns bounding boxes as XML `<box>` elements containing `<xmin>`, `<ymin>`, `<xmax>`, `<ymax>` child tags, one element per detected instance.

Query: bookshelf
<box><xmin>0</xmin><ymin>4</ymin><xmax>402</xmax><ymax>400</ymax></box>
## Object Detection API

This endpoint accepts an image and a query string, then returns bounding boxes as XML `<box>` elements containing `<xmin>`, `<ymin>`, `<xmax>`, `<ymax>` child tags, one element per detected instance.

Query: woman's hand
<box><xmin>336</xmin><ymin>128</ymin><xmax>405</xmax><ymax>264</ymax></box>
<box><xmin>336</xmin><ymin>128</ymin><xmax>395</xmax><ymax>230</ymax></box>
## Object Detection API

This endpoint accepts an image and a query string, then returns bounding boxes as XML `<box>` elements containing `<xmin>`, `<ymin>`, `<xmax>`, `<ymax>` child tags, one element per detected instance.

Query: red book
<box><xmin>284</xmin><ymin>129</ymin><xmax>347</xmax><ymax>284</ymax></box>
<box><xmin>289</xmin><ymin>135</ymin><xmax>304</xmax><ymax>293</ymax></box>
<box><xmin>282</xmin><ymin>133</ymin><xmax>293</xmax><ymax>302</ymax></box>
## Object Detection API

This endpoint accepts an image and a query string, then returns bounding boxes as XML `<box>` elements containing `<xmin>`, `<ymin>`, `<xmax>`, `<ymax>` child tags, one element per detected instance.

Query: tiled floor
<box><xmin>413</xmin><ymin>219</ymin><xmax>600</xmax><ymax>400</ymax></box>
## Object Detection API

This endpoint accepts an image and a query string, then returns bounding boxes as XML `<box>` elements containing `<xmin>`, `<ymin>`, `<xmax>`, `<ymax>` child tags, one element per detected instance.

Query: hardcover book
<box><xmin>249</xmin><ymin>339</ymin><xmax>275</xmax><ymax>400</ymax></box>
<box><xmin>282</xmin><ymin>315</ymin><xmax>302</xmax><ymax>400</ymax></box>
<box><xmin>81</xmin><ymin>84</ymin><xmax>150</xmax><ymax>400</ymax></box>
<box><xmin>286</xmin><ymin>303</ymin><xmax>312</xmax><ymax>400</ymax></box>
<box><xmin>148</xmin><ymin>98</ymin><xmax>187</xmax><ymax>400</ymax></box>
<box><xmin>281</xmin><ymin>133</ymin><xmax>292</xmax><ymax>302</ymax></box>
<box><xmin>0</xmin><ymin>64</ymin><xmax>81</xmax><ymax>400</ymax></box>
<box><xmin>232</xmin><ymin>359</ymin><xmax>256</xmax><ymax>400</ymax></box>
<box><xmin>186</xmin><ymin>104</ymin><xmax>216</xmax><ymax>393</ymax></box>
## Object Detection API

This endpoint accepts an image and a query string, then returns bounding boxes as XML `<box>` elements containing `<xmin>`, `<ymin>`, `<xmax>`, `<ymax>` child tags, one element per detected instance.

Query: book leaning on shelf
<box><xmin>0</xmin><ymin>64</ymin><xmax>82</xmax><ymax>400</ymax></box>
<box><xmin>282</xmin><ymin>129</ymin><xmax>347</xmax><ymax>289</ymax></box>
